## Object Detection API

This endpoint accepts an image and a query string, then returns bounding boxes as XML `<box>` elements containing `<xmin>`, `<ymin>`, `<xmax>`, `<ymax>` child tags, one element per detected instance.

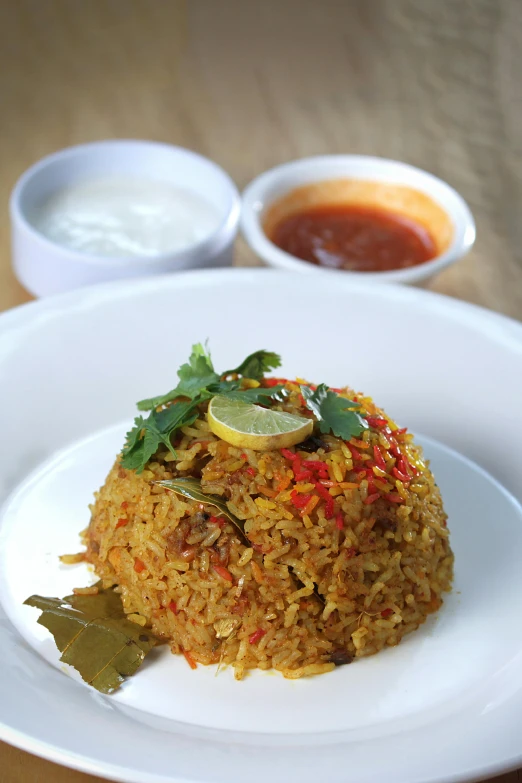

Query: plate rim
<box><xmin>1</xmin><ymin>268</ymin><xmax>522</xmax><ymax>783</ymax></box>
<box><xmin>2</xmin><ymin>267</ymin><xmax>522</xmax><ymax>340</ymax></box>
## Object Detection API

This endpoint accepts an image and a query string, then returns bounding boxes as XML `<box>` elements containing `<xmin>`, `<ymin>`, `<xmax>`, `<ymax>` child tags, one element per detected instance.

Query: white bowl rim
<box><xmin>10</xmin><ymin>139</ymin><xmax>241</xmax><ymax>269</ymax></box>
<box><xmin>240</xmin><ymin>154</ymin><xmax>476</xmax><ymax>284</ymax></box>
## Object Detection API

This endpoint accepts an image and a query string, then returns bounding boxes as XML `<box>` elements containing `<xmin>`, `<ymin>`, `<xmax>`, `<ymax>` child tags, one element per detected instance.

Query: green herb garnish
<box><xmin>24</xmin><ymin>584</ymin><xmax>160</xmax><ymax>694</ymax></box>
<box><xmin>122</xmin><ymin>345</ymin><xmax>284</xmax><ymax>473</ymax></box>
<box><xmin>301</xmin><ymin>384</ymin><xmax>368</xmax><ymax>440</ymax></box>
<box><xmin>121</xmin><ymin>397</ymin><xmax>205</xmax><ymax>472</ymax></box>
<box><xmin>138</xmin><ymin>343</ymin><xmax>219</xmax><ymax>410</ymax></box>
<box><xmin>121</xmin><ymin>345</ymin><xmax>368</xmax><ymax>473</ymax></box>
<box><xmin>222</xmin><ymin>350</ymin><xmax>281</xmax><ymax>381</ymax></box>
<box><xmin>214</xmin><ymin>386</ymin><xmax>287</xmax><ymax>404</ymax></box>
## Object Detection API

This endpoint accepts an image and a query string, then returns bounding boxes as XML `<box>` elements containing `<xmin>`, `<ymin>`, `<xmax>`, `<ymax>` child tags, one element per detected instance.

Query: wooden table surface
<box><xmin>0</xmin><ymin>1</ymin><xmax>521</xmax><ymax>781</ymax></box>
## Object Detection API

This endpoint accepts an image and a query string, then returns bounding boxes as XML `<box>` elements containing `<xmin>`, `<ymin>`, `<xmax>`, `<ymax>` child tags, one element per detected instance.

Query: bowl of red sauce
<box><xmin>240</xmin><ymin>156</ymin><xmax>475</xmax><ymax>285</ymax></box>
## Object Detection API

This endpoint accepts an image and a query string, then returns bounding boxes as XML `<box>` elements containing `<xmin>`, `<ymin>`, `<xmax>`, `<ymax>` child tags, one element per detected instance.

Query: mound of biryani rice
<box><xmin>85</xmin><ymin>347</ymin><xmax>453</xmax><ymax>680</ymax></box>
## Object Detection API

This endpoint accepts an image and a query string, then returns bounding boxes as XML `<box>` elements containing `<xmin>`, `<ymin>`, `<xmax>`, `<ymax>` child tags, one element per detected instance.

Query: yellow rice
<box><xmin>85</xmin><ymin>381</ymin><xmax>453</xmax><ymax>679</ymax></box>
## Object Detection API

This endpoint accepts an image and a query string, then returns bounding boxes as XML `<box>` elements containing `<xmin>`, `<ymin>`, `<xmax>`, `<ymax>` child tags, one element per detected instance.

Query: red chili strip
<box><xmin>325</xmin><ymin>498</ymin><xmax>335</xmax><ymax>518</ymax></box>
<box><xmin>290</xmin><ymin>491</ymin><xmax>312</xmax><ymax>510</ymax></box>
<box><xmin>303</xmin><ymin>460</ymin><xmax>329</xmax><ymax>471</ymax></box>
<box><xmin>367</xmin><ymin>416</ymin><xmax>387</xmax><ymax>428</ymax></box>
<box><xmin>373</xmin><ymin>445</ymin><xmax>387</xmax><ymax>470</ymax></box>
<box><xmin>245</xmin><ymin>466</ymin><xmax>256</xmax><ymax>477</ymax></box>
<box><xmin>335</xmin><ymin>512</ymin><xmax>344</xmax><ymax>530</ymax></box>
<box><xmin>384</xmin><ymin>492</ymin><xmax>403</xmax><ymax>504</ymax></box>
<box><xmin>281</xmin><ymin>448</ymin><xmax>296</xmax><ymax>460</ymax></box>
<box><xmin>213</xmin><ymin>565</ymin><xmax>233</xmax><ymax>582</ymax></box>
<box><xmin>115</xmin><ymin>518</ymin><xmax>128</xmax><ymax>529</ymax></box>
<box><xmin>389</xmin><ymin>442</ymin><xmax>401</xmax><ymax>458</ymax></box>
<box><xmin>347</xmin><ymin>444</ymin><xmax>361</xmax><ymax>461</ymax></box>
<box><xmin>168</xmin><ymin>601</ymin><xmax>178</xmax><ymax>614</ymax></box>
<box><xmin>363</xmin><ymin>492</ymin><xmax>380</xmax><ymax>505</ymax></box>
<box><xmin>183</xmin><ymin>650</ymin><xmax>198</xmax><ymax>670</ymax></box>
<box><xmin>134</xmin><ymin>558</ymin><xmax>145</xmax><ymax>573</ymax></box>
<box><xmin>381</xmin><ymin>608</ymin><xmax>393</xmax><ymax>618</ymax></box>
<box><xmin>391</xmin><ymin>427</ymin><xmax>408</xmax><ymax>436</ymax></box>
<box><xmin>249</xmin><ymin>628</ymin><xmax>267</xmax><ymax>645</ymax></box>
<box><xmin>264</xmin><ymin>378</ymin><xmax>289</xmax><ymax>387</ymax></box>
<box><xmin>397</xmin><ymin>456</ymin><xmax>411</xmax><ymax>476</ymax></box>
<box><xmin>294</xmin><ymin>469</ymin><xmax>313</xmax><ymax>481</ymax></box>
<box><xmin>313</xmin><ymin>481</ymin><xmax>331</xmax><ymax>501</ymax></box>
<box><xmin>392</xmin><ymin>467</ymin><xmax>411</xmax><ymax>483</ymax></box>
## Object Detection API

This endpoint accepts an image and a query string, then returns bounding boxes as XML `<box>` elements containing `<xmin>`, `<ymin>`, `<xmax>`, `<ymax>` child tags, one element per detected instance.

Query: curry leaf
<box><xmin>157</xmin><ymin>477</ymin><xmax>249</xmax><ymax>545</ymax></box>
<box><xmin>24</xmin><ymin>585</ymin><xmax>160</xmax><ymax>694</ymax></box>
<box><xmin>301</xmin><ymin>384</ymin><xmax>368</xmax><ymax>439</ymax></box>
<box><xmin>222</xmin><ymin>350</ymin><xmax>281</xmax><ymax>381</ymax></box>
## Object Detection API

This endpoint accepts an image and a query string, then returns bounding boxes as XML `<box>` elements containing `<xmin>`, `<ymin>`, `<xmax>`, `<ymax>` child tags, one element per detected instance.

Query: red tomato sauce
<box><xmin>270</xmin><ymin>204</ymin><xmax>437</xmax><ymax>272</ymax></box>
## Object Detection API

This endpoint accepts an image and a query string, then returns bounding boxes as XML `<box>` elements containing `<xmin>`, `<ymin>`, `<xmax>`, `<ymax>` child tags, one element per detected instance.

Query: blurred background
<box><xmin>1</xmin><ymin>0</ymin><xmax>521</xmax><ymax>316</ymax></box>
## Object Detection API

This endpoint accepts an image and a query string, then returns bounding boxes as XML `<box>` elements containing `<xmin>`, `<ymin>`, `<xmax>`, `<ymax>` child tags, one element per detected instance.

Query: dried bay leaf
<box><xmin>157</xmin><ymin>477</ymin><xmax>249</xmax><ymax>545</ymax></box>
<box><xmin>24</xmin><ymin>584</ymin><xmax>160</xmax><ymax>693</ymax></box>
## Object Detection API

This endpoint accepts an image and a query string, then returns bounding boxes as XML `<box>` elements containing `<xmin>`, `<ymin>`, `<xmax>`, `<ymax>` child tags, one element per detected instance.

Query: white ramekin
<box><xmin>240</xmin><ymin>155</ymin><xmax>476</xmax><ymax>285</ymax></box>
<box><xmin>10</xmin><ymin>140</ymin><xmax>241</xmax><ymax>297</ymax></box>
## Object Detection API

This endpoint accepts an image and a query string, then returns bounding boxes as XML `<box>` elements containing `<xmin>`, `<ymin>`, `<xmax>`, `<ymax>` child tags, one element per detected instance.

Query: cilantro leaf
<box><xmin>137</xmin><ymin>343</ymin><xmax>219</xmax><ymax>410</ymax></box>
<box><xmin>154</xmin><ymin>396</ymin><xmax>207</xmax><ymax>435</ymax></box>
<box><xmin>121</xmin><ymin>398</ymin><xmax>203</xmax><ymax>473</ymax></box>
<box><xmin>120</xmin><ymin>416</ymin><xmax>162</xmax><ymax>472</ymax></box>
<box><xmin>222</xmin><ymin>350</ymin><xmax>281</xmax><ymax>381</ymax></box>
<box><xmin>215</xmin><ymin>385</ymin><xmax>288</xmax><ymax>404</ymax></box>
<box><xmin>301</xmin><ymin>384</ymin><xmax>368</xmax><ymax>439</ymax></box>
<box><xmin>176</xmin><ymin>343</ymin><xmax>219</xmax><ymax>396</ymax></box>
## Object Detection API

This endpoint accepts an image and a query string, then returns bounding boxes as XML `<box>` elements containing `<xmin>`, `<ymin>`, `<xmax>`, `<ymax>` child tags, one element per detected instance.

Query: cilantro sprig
<box><xmin>121</xmin><ymin>344</ymin><xmax>368</xmax><ymax>473</ymax></box>
<box><xmin>137</xmin><ymin>344</ymin><xmax>219</xmax><ymax>410</ymax></box>
<box><xmin>121</xmin><ymin>345</ymin><xmax>285</xmax><ymax>472</ymax></box>
<box><xmin>301</xmin><ymin>384</ymin><xmax>368</xmax><ymax>440</ymax></box>
<box><xmin>222</xmin><ymin>350</ymin><xmax>281</xmax><ymax>381</ymax></box>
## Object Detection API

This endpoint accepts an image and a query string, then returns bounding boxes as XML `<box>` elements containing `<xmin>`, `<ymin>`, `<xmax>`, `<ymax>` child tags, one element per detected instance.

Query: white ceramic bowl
<box><xmin>10</xmin><ymin>140</ymin><xmax>241</xmax><ymax>297</ymax></box>
<box><xmin>241</xmin><ymin>155</ymin><xmax>476</xmax><ymax>285</ymax></box>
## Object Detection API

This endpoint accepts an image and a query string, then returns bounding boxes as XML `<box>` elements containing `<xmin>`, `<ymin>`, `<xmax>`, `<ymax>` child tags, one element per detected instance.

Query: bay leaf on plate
<box><xmin>24</xmin><ymin>584</ymin><xmax>159</xmax><ymax>693</ymax></box>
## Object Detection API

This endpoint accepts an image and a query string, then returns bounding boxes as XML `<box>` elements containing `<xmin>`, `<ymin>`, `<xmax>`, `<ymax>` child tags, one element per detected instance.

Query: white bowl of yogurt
<box><xmin>10</xmin><ymin>140</ymin><xmax>241</xmax><ymax>297</ymax></box>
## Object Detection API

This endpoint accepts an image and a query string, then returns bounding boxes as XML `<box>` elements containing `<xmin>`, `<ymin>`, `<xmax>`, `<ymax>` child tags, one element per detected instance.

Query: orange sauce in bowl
<box><xmin>264</xmin><ymin>179</ymin><xmax>453</xmax><ymax>273</ymax></box>
<box><xmin>270</xmin><ymin>203</ymin><xmax>437</xmax><ymax>272</ymax></box>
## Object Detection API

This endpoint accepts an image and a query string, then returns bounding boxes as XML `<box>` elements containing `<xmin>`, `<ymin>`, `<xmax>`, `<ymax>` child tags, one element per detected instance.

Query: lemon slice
<box><xmin>208</xmin><ymin>396</ymin><xmax>313</xmax><ymax>451</ymax></box>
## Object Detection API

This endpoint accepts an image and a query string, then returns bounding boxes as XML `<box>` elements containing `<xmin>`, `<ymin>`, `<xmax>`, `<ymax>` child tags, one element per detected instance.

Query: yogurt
<box><xmin>29</xmin><ymin>177</ymin><xmax>221</xmax><ymax>258</ymax></box>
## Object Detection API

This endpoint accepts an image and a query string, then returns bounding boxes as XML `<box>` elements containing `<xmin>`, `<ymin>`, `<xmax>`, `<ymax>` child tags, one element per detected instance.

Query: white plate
<box><xmin>1</xmin><ymin>269</ymin><xmax>522</xmax><ymax>783</ymax></box>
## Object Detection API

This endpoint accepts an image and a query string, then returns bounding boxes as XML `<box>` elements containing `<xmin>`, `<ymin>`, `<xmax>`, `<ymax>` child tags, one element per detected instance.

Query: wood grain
<box><xmin>0</xmin><ymin>1</ymin><xmax>521</xmax><ymax>781</ymax></box>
